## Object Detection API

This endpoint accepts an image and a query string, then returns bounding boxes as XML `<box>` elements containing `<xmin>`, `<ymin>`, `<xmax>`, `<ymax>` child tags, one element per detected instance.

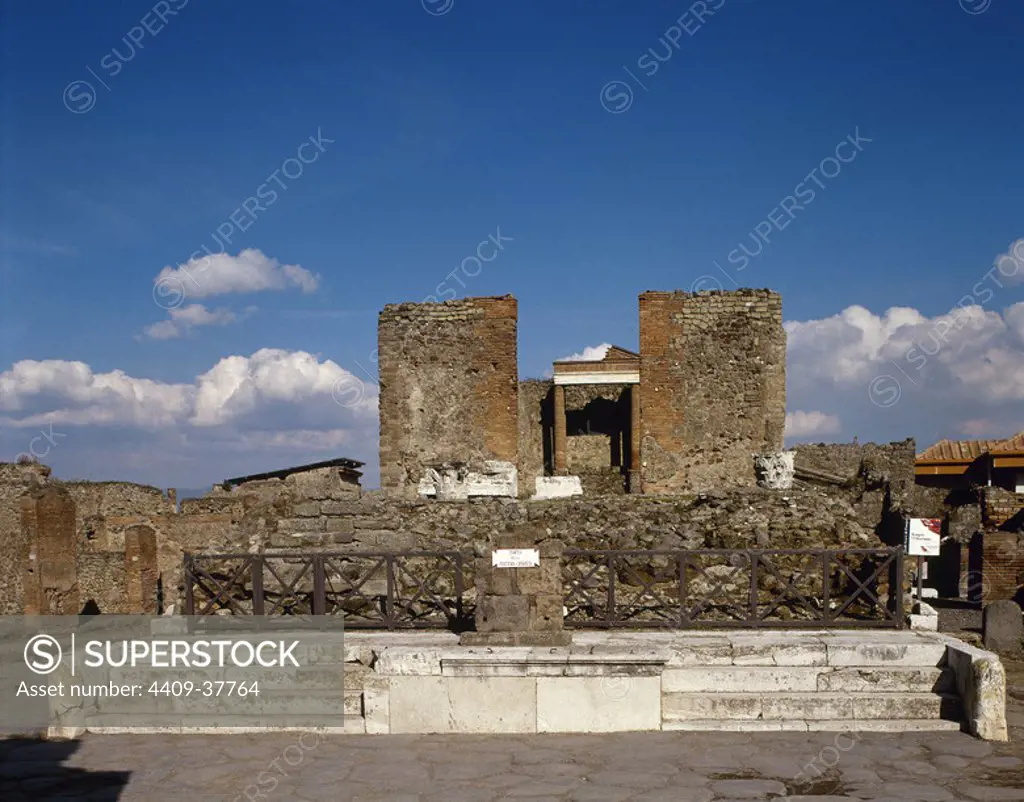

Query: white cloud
<box><xmin>785</xmin><ymin>411</ymin><xmax>841</xmax><ymax>439</ymax></box>
<box><xmin>993</xmin><ymin>238</ymin><xmax>1024</xmax><ymax>286</ymax></box>
<box><xmin>191</xmin><ymin>348</ymin><xmax>376</xmax><ymax>427</ymax></box>
<box><xmin>154</xmin><ymin>248</ymin><xmax>319</xmax><ymax>300</ymax></box>
<box><xmin>0</xmin><ymin>349</ymin><xmax>376</xmax><ymax>434</ymax></box>
<box><xmin>786</xmin><ymin>302</ymin><xmax>1024</xmax><ymax>395</ymax></box>
<box><xmin>0</xmin><ymin>359</ymin><xmax>193</xmax><ymax>427</ymax></box>
<box><xmin>558</xmin><ymin>343</ymin><xmax>612</xmax><ymax>362</ymax></box>
<box><xmin>785</xmin><ymin>300</ymin><xmax>1024</xmax><ymax>446</ymax></box>
<box><xmin>142</xmin><ymin>304</ymin><xmax>240</xmax><ymax>340</ymax></box>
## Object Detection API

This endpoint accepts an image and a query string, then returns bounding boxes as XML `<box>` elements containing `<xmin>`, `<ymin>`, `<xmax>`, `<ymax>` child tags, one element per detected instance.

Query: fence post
<box><xmin>386</xmin><ymin>555</ymin><xmax>396</xmax><ymax>629</ymax></box>
<box><xmin>454</xmin><ymin>552</ymin><xmax>464</xmax><ymax>626</ymax></box>
<box><xmin>678</xmin><ymin>553</ymin><xmax>687</xmax><ymax>626</ymax></box>
<box><xmin>251</xmin><ymin>555</ymin><xmax>265</xmax><ymax>615</ymax></box>
<box><xmin>895</xmin><ymin>547</ymin><xmax>905</xmax><ymax>628</ymax></box>
<box><xmin>184</xmin><ymin>554</ymin><xmax>195</xmax><ymax>615</ymax></box>
<box><xmin>749</xmin><ymin>551</ymin><xmax>758</xmax><ymax>620</ymax></box>
<box><xmin>821</xmin><ymin>550</ymin><xmax>831</xmax><ymax>623</ymax></box>
<box><xmin>607</xmin><ymin>552</ymin><xmax>616</xmax><ymax>625</ymax></box>
<box><xmin>312</xmin><ymin>557</ymin><xmax>325</xmax><ymax>615</ymax></box>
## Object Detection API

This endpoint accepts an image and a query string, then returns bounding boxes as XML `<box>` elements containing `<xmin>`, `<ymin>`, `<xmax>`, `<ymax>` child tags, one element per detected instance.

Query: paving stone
<box><xmin>709</xmin><ymin>778</ymin><xmax>788</xmax><ymax>797</ymax></box>
<box><xmin>567</xmin><ymin>785</ymin><xmax>635</xmax><ymax>801</ymax></box>
<box><xmin>926</xmin><ymin>734</ymin><xmax>994</xmax><ymax>758</ymax></box>
<box><xmin>584</xmin><ymin>768</ymin><xmax>671</xmax><ymax>788</ymax></box>
<box><xmin>786</xmin><ymin>797</ymin><xmax>859</xmax><ymax>801</ymax></box>
<box><xmin>849</xmin><ymin>781</ymin><xmax>955</xmax><ymax>800</ymax></box>
<box><xmin>980</xmin><ymin>755</ymin><xmax>1023</xmax><ymax>769</ymax></box>
<box><xmin>501</xmin><ymin>777</ymin><xmax>584</xmax><ymax>796</ymax></box>
<box><xmin>956</xmin><ymin>785</ymin><xmax>1024</xmax><ymax>801</ymax></box>
<box><xmin>631</xmin><ymin>789</ymin><xmax>714</xmax><ymax>802</ymax></box>
<box><xmin>900</xmin><ymin>759</ymin><xmax>939</xmax><ymax>775</ymax></box>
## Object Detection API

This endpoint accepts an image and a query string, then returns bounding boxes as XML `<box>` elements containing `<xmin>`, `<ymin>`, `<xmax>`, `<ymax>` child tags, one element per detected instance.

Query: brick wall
<box><xmin>378</xmin><ymin>296</ymin><xmax>518</xmax><ymax>497</ymax></box>
<box><xmin>983</xmin><ymin>486</ymin><xmax>1024</xmax><ymax>528</ymax></box>
<box><xmin>638</xmin><ymin>289</ymin><xmax>786</xmax><ymax>493</ymax></box>
<box><xmin>0</xmin><ymin>462</ymin><xmax>51</xmax><ymax>614</ymax></box>
<box><xmin>982</xmin><ymin>529</ymin><xmax>1024</xmax><ymax>603</ymax></box>
<box><xmin>981</xmin><ymin>487</ymin><xmax>1024</xmax><ymax>602</ymax></box>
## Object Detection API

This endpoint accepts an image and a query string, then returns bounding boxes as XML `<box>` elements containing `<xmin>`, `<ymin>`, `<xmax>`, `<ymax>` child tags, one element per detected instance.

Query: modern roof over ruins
<box><xmin>223</xmin><ymin>457</ymin><xmax>364</xmax><ymax>488</ymax></box>
<box><xmin>915</xmin><ymin>431</ymin><xmax>1024</xmax><ymax>474</ymax></box>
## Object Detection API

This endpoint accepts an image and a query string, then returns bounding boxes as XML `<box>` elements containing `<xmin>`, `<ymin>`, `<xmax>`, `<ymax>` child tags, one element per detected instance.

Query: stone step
<box><xmin>662</xmin><ymin>666</ymin><xmax>954</xmax><ymax>694</ymax></box>
<box><xmin>662</xmin><ymin>692</ymin><xmax>962</xmax><ymax>722</ymax></box>
<box><xmin>90</xmin><ymin>689</ymin><xmax>361</xmax><ymax>716</ymax></box>
<box><xmin>83</xmin><ymin>713</ymin><xmax>363</xmax><ymax>735</ymax></box>
<box><xmin>662</xmin><ymin>633</ymin><xmax>948</xmax><ymax>668</ymax></box>
<box><xmin>664</xmin><ymin>718</ymin><xmax>963</xmax><ymax>732</ymax></box>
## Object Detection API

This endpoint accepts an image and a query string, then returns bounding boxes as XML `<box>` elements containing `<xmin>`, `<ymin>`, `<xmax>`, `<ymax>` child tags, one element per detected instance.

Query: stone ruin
<box><xmin>0</xmin><ymin>287</ymin><xmax>1021</xmax><ymax>618</ymax></box>
<box><xmin>378</xmin><ymin>289</ymin><xmax>787</xmax><ymax>500</ymax></box>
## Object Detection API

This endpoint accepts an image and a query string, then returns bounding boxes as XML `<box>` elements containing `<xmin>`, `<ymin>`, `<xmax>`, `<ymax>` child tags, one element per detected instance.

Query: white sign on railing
<box><xmin>491</xmin><ymin>548</ymin><xmax>540</xmax><ymax>568</ymax></box>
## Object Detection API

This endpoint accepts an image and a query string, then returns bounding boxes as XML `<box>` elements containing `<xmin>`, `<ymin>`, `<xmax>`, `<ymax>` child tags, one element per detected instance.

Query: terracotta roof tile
<box><xmin>916</xmin><ymin>439</ymin><xmax>1004</xmax><ymax>463</ymax></box>
<box><xmin>991</xmin><ymin>431</ymin><xmax>1024</xmax><ymax>454</ymax></box>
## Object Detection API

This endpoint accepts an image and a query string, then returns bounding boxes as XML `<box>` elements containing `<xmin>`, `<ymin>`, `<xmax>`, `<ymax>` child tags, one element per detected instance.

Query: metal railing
<box><xmin>562</xmin><ymin>547</ymin><xmax>905</xmax><ymax>629</ymax></box>
<box><xmin>184</xmin><ymin>551</ymin><xmax>474</xmax><ymax>630</ymax></box>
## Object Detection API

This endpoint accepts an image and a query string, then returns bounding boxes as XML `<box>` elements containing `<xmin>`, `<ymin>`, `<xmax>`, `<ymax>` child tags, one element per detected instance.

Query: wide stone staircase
<box><xmin>653</xmin><ymin>631</ymin><xmax>963</xmax><ymax>732</ymax></box>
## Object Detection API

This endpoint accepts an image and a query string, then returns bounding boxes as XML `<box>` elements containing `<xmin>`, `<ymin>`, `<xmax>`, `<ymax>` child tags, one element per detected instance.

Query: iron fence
<box><xmin>562</xmin><ymin>547</ymin><xmax>905</xmax><ymax>629</ymax></box>
<box><xmin>184</xmin><ymin>551</ymin><xmax>474</xmax><ymax>630</ymax></box>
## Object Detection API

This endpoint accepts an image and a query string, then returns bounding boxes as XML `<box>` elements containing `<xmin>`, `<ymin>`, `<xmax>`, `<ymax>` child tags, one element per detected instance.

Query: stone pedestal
<box><xmin>460</xmin><ymin>531</ymin><xmax>571</xmax><ymax>647</ymax></box>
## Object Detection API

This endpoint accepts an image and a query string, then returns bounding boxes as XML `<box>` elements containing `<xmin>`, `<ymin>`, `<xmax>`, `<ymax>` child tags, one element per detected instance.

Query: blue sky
<box><xmin>2</xmin><ymin>0</ymin><xmax>1023</xmax><ymax>491</ymax></box>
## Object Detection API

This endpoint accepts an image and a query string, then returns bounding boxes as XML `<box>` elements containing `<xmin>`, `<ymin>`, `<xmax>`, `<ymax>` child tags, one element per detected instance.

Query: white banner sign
<box><xmin>491</xmin><ymin>548</ymin><xmax>540</xmax><ymax>568</ymax></box>
<box><xmin>905</xmin><ymin>518</ymin><xmax>941</xmax><ymax>557</ymax></box>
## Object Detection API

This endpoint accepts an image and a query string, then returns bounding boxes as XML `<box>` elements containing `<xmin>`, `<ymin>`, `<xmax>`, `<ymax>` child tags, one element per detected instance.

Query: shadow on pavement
<box><xmin>0</xmin><ymin>736</ymin><xmax>130</xmax><ymax>801</ymax></box>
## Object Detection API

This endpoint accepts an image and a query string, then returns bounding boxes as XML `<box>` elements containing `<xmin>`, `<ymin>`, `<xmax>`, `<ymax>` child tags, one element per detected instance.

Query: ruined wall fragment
<box><xmin>638</xmin><ymin>289</ymin><xmax>786</xmax><ymax>493</ymax></box>
<box><xmin>378</xmin><ymin>296</ymin><xmax>518</xmax><ymax>497</ymax></box>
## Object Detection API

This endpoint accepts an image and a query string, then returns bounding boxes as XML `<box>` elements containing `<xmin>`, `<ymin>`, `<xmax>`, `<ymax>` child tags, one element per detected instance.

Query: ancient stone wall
<box><xmin>7</xmin><ymin>456</ymin><xmax>924</xmax><ymax>613</ymax></box>
<box><xmin>63</xmin><ymin>480</ymin><xmax>176</xmax><ymax>553</ymax></box>
<box><xmin>378</xmin><ymin>296</ymin><xmax>518</xmax><ymax>497</ymax></box>
<box><xmin>793</xmin><ymin>441</ymin><xmax>915</xmax><ymax>488</ymax></box>
<box><xmin>59</xmin><ymin>480</ymin><xmax>176</xmax><ymax>612</ymax></box>
<box><xmin>183</xmin><ymin>486</ymin><xmax>885</xmax><ymax>558</ymax></box>
<box><xmin>0</xmin><ymin>462</ymin><xmax>51</xmax><ymax>614</ymax></box>
<box><xmin>638</xmin><ymin>289</ymin><xmax>786</xmax><ymax>493</ymax></box>
<box><xmin>517</xmin><ymin>379</ymin><xmax>552</xmax><ymax>498</ymax></box>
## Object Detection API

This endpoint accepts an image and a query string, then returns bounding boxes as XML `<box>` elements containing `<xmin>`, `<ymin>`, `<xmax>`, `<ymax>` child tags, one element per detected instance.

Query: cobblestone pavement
<box><xmin>2</xmin><ymin>726</ymin><xmax>1023</xmax><ymax>802</ymax></box>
